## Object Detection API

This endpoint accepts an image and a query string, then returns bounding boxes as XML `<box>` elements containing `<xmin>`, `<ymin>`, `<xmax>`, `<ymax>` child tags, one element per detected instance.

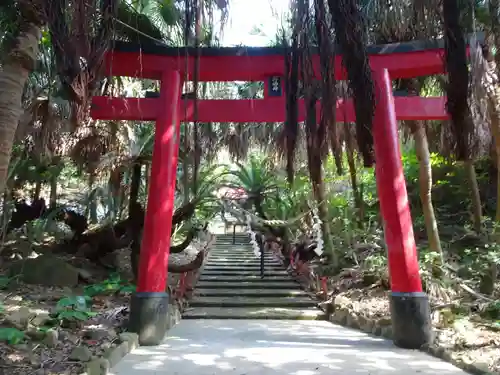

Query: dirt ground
<box><xmin>0</xmin><ymin>233</ymin><xmax>213</xmax><ymax>375</ymax></box>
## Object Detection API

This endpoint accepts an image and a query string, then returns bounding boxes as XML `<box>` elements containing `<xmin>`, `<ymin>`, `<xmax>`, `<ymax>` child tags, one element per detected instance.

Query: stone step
<box><xmin>207</xmin><ymin>257</ymin><xmax>276</xmax><ymax>260</ymax></box>
<box><xmin>210</xmin><ymin>254</ymin><xmax>275</xmax><ymax>258</ymax></box>
<box><xmin>209</xmin><ymin>250</ymin><xmax>258</xmax><ymax>258</ymax></box>
<box><xmin>201</xmin><ymin>270</ymin><xmax>287</xmax><ymax>277</ymax></box>
<box><xmin>208</xmin><ymin>253</ymin><xmax>274</xmax><ymax>258</ymax></box>
<box><xmin>211</xmin><ymin>248</ymin><xmax>252</xmax><ymax>250</ymax></box>
<box><xmin>217</xmin><ymin>238</ymin><xmax>248</xmax><ymax>240</ymax></box>
<box><xmin>205</xmin><ymin>259</ymin><xmax>285</xmax><ymax>270</ymax></box>
<box><xmin>207</xmin><ymin>255</ymin><xmax>277</xmax><ymax>266</ymax></box>
<box><xmin>215</xmin><ymin>234</ymin><xmax>248</xmax><ymax>238</ymax></box>
<box><xmin>189</xmin><ymin>296</ymin><xmax>317</xmax><ymax>308</ymax></box>
<box><xmin>213</xmin><ymin>244</ymin><xmax>250</xmax><ymax>247</ymax></box>
<box><xmin>214</xmin><ymin>244</ymin><xmax>250</xmax><ymax>247</ymax></box>
<box><xmin>209</xmin><ymin>250</ymin><xmax>255</xmax><ymax>254</ymax></box>
<box><xmin>212</xmin><ymin>242</ymin><xmax>250</xmax><ymax>246</ymax></box>
<box><xmin>182</xmin><ymin>306</ymin><xmax>327</xmax><ymax>320</ymax></box>
<box><xmin>205</xmin><ymin>258</ymin><xmax>282</xmax><ymax>268</ymax></box>
<box><xmin>216</xmin><ymin>234</ymin><xmax>248</xmax><ymax>238</ymax></box>
<box><xmin>205</xmin><ymin>258</ymin><xmax>283</xmax><ymax>269</ymax></box>
<box><xmin>213</xmin><ymin>240</ymin><xmax>250</xmax><ymax>244</ymax></box>
<box><xmin>195</xmin><ymin>281</ymin><xmax>299</xmax><ymax>289</ymax></box>
<box><xmin>202</xmin><ymin>268</ymin><xmax>279</xmax><ymax>273</ymax></box>
<box><xmin>210</xmin><ymin>248</ymin><xmax>261</xmax><ymax>251</ymax></box>
<box><xmin>214</xmin><ymin>242</ymin><xmax>249</xmax><ymax>245</ymax></box>
<box><xmin>194</xmin><ymin>288</ymin><xmax>309</xmax><ymax>297</ymax></box>
<box><xmin>208</xmin><ymin>252</ymin><xmax>259</xmax><ymax>257</ymax></box>
<box><xmin>210</xmin><ymin>256</ymin><xmax>274</xmax><ymax>259</ymax></box>
<box><xmin>198</xmin><ymin>275</ymin><xmax>291</xmax><ymax>282</ymax></box>
<box><xmin>214</xmin><ymin>240</ymin><xmax>249</xmax><ymax>242</ymax></box>
<box><xmin>203</xmin><ymin>265</ymin><xmax>283</xmax><ymax>270</ymax></box>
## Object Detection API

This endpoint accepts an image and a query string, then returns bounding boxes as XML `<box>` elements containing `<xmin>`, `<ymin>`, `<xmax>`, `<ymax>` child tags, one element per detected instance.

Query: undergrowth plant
<box><xmin>54</xmin><ymin>295</ymin><xmax>97</xmax><ymax>321</ymax></box>
<box><xmin>84</xmin><ymin>274</ymin><xmax>135</xmax><ymax>296</ymax></box>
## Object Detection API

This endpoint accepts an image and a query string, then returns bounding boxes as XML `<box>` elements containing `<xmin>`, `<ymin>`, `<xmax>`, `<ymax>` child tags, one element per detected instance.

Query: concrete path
<box><xmin>112</xmin><ymin>233</ymin><xmax>469</xmax><ymax>375</ymax></box>
<box><xmin>112</xmin><ymin>319</ymin><xmax>468</xmax><ymax>375</ymax></box>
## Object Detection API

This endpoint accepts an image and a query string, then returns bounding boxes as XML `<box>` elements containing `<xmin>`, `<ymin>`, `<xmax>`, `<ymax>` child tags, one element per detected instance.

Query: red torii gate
<box><xmin>91</xmin><ymin>37</ymin><xmax>476</xmax><ymax>349</ymax></box>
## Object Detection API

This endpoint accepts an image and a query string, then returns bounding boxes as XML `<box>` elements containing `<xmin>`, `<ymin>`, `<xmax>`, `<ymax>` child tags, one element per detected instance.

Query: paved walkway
<box><xmin>113</xmin><ymin>234</ymin><xmax>469</xmax><ymax>375</ymax></box>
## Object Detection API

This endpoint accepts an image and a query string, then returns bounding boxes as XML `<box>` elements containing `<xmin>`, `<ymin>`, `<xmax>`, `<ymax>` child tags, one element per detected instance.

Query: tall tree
<box><xmin>443</xmin><ymin>0</ymin><xmax>483</xmax><ymax>232</ymax></box>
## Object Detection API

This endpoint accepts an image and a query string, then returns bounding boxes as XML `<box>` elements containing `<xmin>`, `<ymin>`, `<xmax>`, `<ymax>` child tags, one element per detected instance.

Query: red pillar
<box><xmin>372</xmin><ymin>68</ymin><xmax>431</xmax><ymax>349</ymax></box>
<box><xmin>129</xmin><ymin>70</ymin><xmax>182</xmax><ymax>345</ymax></box>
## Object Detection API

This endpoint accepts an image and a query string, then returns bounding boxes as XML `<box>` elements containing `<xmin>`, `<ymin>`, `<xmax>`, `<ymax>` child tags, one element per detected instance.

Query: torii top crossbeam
<box><xmin>106</xmin><ymin>34</ymin><xmax>482</xmax><ymax>81</ymax></box>
<box><xmin>94</xmin><ymin>35</ymin><xmax>482</xmax><ymax>123</ymax></box>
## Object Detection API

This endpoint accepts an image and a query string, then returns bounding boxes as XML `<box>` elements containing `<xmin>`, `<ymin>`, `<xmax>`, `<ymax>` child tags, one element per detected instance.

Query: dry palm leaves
<box><xmin>70</xmin><ymin>125</ymin><xmax>112</xmax><ymax>173</ymax></box>
<box><xmin>17</xmin><ymin>96</ymin><xmax>72</xmax><ymax>163</ymax></box>
<box><xmin>314</xmin><ymin>0</ymin><xmax>343</xmax><ymax>175</ymax></box>
<box><xmin>328</xmin><ymin>0</ymin><xmax>375</xmax><ymax>167</ymax></box>
<box><xmin>44</xmin><ymin>0</ymin><xmax>118</xmax><ymax>128</ymax></box>
<box><xmin>223</xmin><ymin>124</ymin><xmax>249</xmax><ymax>160</ymax></box>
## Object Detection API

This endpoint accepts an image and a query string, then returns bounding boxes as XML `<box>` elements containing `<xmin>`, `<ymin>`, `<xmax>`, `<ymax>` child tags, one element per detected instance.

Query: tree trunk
<box><xmin>344</xmin><ymin>123</ymin><xmax>364</xmax><ymax>226</ymax></box>
<box><xmin>118</xmin><ymin>170</ymin><xmax>128</xmax><ymax>219</ymax></box>
<box><xmin>485</xmin><ymin>0</ymin><xmax>500</xmax><ymax>226</ymax></box>
<box><xmin>311</xmin><ymin>177</ymin><xmax>336</xmax><ymax>267</ymax></box>
<box><xmin>488</xmin><ymin>95</ymin><xmax>500</xmax><ymax>222</ymax></box>
<box><xmin>87</xmin><ymin>173</ymin><xmax>98</xmax><ymax>224</ymax></box>
<box><xmin>1</xmin><ymin>190</ymin><xmax>11</xmax><ymax>241</ymax></box>
<box><xmin>328</xmin><ymin>130</ymin><xmax>343</xmax><ymax>176</ymax></box>
<box><xmin>182</xmin><ymin>124</ymin><xmax>190</xmax><ymax>203</ymax></box>
<box><xmin>304</xmin><ymin>93</ymin><xmax>337</xmax><ymax>268</ymax></box>
<box><xmin>128</xmin><ymin>161</ymin><xmax>141</xmax><ymax>214</ymax></box>
<box><xmin>144</xmin><ymin>164</ymin><xmax>150</xmax><ymax>193</ymax></box>
<box><xmin>409</xmin><ymin>120</ymin><xmax>443</xmax><ymax>256</ymax></box>
<box><xmin>132</xmin><ymin>249</ymin><xmax>205</xmax><ymax>281</ymax></box>
<box><xmin>33</xmin><ymin>180</ymin><xmax>42</xmax><ymax>201</ymax></box>
<box><xmin>49</xmin><ymin>176</ymin><xmax>57</xmax><ymax>209</ymax></box>
<box><xmin>464</xmin><ymin>160</ymin><xmax>482</xmax><ymax>233</ymax></box>
<box><xmin>0</xmin><ymin>23</ymin><xmax>42</xmax><ymax>194</ymax></box>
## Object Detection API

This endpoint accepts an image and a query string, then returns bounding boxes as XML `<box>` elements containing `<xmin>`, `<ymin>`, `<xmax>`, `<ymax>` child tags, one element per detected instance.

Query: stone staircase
<box><xmin>183</xmin><ymin>233</ymin><xmax>327</xmax><ymax>320</ymax></box>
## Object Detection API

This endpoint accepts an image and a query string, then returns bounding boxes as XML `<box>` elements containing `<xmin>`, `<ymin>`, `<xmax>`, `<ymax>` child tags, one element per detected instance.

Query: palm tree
<box><xmin>0</xmin><ymin>1</ymin><xmax>44</xmax><ymax>194</ymax></box>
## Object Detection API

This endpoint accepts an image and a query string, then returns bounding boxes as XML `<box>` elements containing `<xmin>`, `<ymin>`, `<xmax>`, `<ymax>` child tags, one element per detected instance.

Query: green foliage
<box><xmin>362</xmin><ymin>253</ymin><xmax>388</xmax><ymax>282</ymax></box>
<box><xmin>23</xmin><ymin>218</ymin><xmax>55</xmax><ymax>245</ymax></box>
<box><xmin>224</xmin><ymin>155</ymin><xmax>279</xmax><ymax>199</ymax></box>
<box><xmin>54</xmin><ymin>296</ymin><xmax>97</xmax><ymax>322</ymax></box>
<box><xmin>84</xmin><ymin>274</ymin><xmax>136</xmax><ymax>297</ymax></box>
<box><xmin>0</xmin><ymin>276</ymin><xmax>13</xmax><ymax>290</ymax></box>
<box><xmin>0</xmin><ymin>328</ymin><xmax>25</xmax><ymax>345</ymax></box>
<box><xmin>482</xmin><ymin>301</ymin><xmax>500</xmax><ymax>320</ymax></box>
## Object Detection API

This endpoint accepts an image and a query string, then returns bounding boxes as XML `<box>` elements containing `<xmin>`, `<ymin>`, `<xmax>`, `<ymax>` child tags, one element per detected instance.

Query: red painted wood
<box><xmin>91</xmin><ymin>96</ymin><xmax>447</xmax><ymax>122</ymax></box>
<box><xmin>104</xmin><ymin>48</ymin><xmax>449</xmax><ymax>81</ymax></box>
<box><xmin>372</xmin><ymin>69</ymin><xmax>423</xmax><ymax>293</ymax></box>
<box><xmin>136</xmin><ymin>70</ymin><xmax>182</xmax><ymax>293</ymax></box>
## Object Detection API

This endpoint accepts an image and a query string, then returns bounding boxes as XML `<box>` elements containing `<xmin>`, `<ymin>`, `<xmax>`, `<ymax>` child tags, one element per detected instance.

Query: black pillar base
<box><xmin>389</xmin><ymin>292</ymin><xmax>432</xmax><ymax>349</ymax></box>
<box><xmin>128</xmin><ymin>292</ymin><xmax>169</xmax><ymax>346</ymax></box>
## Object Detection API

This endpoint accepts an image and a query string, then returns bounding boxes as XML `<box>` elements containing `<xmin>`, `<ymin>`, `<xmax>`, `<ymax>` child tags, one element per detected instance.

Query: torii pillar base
<box><xmin>389</xmin><ymin>293</ymin><xmax>431</xmax><ymax>349</ymax></box>
<box><xmin>129</xmin><ymin>293</ymin><xmax>169</xmax><ymax>346</ymax></box>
